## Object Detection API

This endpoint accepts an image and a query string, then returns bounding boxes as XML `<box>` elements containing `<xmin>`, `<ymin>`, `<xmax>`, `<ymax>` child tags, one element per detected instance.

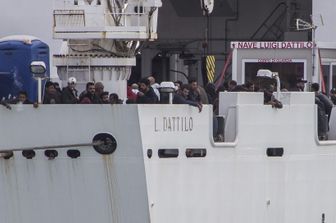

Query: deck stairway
<box><xmin>250</xmin><ymin>1</ymin><xmax>301</xmax><ymax>41</ymax></box>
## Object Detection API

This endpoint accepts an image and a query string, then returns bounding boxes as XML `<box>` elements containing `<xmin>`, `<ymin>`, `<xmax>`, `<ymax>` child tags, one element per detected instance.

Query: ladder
<box><xmin>250</xmin><ymin>2</ymin><xmax>288</xmax><ymax>41</ymax></box>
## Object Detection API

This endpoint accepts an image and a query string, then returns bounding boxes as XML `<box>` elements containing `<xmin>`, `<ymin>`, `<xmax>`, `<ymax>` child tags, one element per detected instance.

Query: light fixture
<box><xmin>257</xmin><ymin>69</ymin><xmax>281</xmax><ymax>100</ymax></box>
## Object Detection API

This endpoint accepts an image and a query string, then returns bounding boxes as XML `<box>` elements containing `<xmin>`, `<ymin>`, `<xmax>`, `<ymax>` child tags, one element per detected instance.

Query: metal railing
<box><xmin>53</xmin><ymin>8</ymin><xmax>146</xmax><ymax>28</ymax></box>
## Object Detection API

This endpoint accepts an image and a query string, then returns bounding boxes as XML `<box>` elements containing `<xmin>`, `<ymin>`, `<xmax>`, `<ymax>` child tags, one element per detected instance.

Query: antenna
<box><xmin>295</xmin><ymin>16</ymin><xmax>323</xmax><ymax>80</ymax></box>
<box><xmin>296</xmin><ymin>14</ymin><xmax>324</xmax><ymax>31</ymax></box>
<box><xmin>296</xmin><ymin>18</ymin><xmax>316</xmax><ymax>31</ymax></box>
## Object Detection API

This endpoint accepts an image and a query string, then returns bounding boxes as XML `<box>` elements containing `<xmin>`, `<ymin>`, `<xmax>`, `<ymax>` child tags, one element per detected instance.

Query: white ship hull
<box><xmin>0</xmin><ymin>92</ymin><xmax>335</xmax><ymax>223</ymax></box>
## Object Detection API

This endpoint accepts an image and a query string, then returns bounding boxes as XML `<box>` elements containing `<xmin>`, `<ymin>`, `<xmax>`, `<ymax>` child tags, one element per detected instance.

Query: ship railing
<box><xmin>53</xmin><ymin>10</ymin><xmax>153</xmax><ymax>40</ymax></box>
<box><xmin>0</xmin><ymin>142</ymin><xmax>100</xmax><ymax>153</ymax></box>
<box><xmin>53</xmin><ymin>10</ymin><xmax>146</xmax><ymax>27</ymax></box>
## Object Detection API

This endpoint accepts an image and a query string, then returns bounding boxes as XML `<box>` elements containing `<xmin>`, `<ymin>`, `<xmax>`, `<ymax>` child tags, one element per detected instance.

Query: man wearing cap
<box><xmin>61</xmin><ymin>77</ymin><xmax>79</xmax><ymax>104</ymax></box>
<box><xmin>296</xmin><ymin>78</ymin><xmax>307</xmax><ymax>91</ymax></box>
<box><xmin>289</xmin><ymin>78</ymin><xmax>307</xmax><ymax>91</ymax></box>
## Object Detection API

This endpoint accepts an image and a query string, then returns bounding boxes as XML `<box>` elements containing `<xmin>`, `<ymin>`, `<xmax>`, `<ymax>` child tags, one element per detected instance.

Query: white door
<box><xmin>322</xmin><ymin>62</ymin><xmax>336</xmax><ymax>94</ymax></box>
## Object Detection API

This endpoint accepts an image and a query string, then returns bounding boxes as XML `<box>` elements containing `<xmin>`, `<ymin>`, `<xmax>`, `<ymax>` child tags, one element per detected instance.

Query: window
<box><xmin>158</xmin><ymin>149</ymin><xmax>179</xmax><ymax>158</ymax></box>
<box><xmin>185</xmin><ymin>148</ymin><xmax>206</xmax><ymax>158</ymax></box>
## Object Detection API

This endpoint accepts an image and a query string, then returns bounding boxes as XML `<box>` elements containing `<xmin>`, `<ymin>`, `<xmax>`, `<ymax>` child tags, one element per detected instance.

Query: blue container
<box><xmin>0</xmin><ymin>36</ymin><xmax>50</xmax><ymax>102</ymax></box>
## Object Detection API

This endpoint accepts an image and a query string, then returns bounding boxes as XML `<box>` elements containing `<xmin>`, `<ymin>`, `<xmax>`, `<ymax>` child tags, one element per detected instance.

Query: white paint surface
<box><xmin>313</xmin><ymin>0</ymin><xmax>336</xmax><ymax>44</ymax></box>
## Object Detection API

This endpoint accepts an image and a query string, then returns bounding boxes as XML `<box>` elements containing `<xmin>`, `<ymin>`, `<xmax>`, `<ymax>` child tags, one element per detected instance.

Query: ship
<box><xmin>1</xmin><ymin>0</ymin><xmax>336</xmax><ymax>223</ymax></box>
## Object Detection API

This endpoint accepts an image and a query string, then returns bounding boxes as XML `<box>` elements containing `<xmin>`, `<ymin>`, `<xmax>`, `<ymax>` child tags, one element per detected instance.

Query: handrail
<box><xmin>250</xmin><ymin>2</ymin><xmax>288</xmax><ymax>40</ymax></box>
<box><xmin>0</xmin><ymin>141</ymin><xmax>103</xmax><ymax>152</ymax></box>
<box><xmin>54</xmin><ymin>11</ymin><xmax>146</xmax><ymax>28</ymax></box>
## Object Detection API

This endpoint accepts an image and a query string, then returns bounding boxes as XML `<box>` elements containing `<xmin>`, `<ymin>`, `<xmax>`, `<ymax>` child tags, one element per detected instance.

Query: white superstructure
<box><xmin>52</xmin><ymin>0</ymin><xmax>162</xmax><ymax>98</ymax></box>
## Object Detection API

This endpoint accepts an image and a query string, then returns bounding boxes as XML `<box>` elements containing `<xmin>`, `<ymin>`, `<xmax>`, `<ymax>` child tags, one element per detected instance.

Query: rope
<box><xmin>215</xmin><ymin>50</ymin><xmax>233</xmax><ymax>90</ymax></box>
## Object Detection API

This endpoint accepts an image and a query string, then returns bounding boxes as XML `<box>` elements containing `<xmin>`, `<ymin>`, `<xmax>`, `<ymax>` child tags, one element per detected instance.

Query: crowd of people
<box><xmin>5</xmin><ymin>74</ymin><xmax>336</xmax><ymax>141</ymax></box>
<box><xmin>125</xmin><ymin>77</ymin><xmax>205</xmax><ymax>111</ymax></box>
<box><xmin>7</xmin><ymin>75</ymin><xmax>336</xmax><ymax>109</ymax></box>
<box><xmin>40</xmin><ymin>78</ymin><xmax>122</xmax><ymax>105</ymax></box>
<box><xmin>7</xmin><ymin>75</ymin><xmax>333</xmax><ymax>110</ymax></box>
<box><xmin>4</xmin><ymin>77</ymin><xmax>124</xmax><ymax>105</ymax></box>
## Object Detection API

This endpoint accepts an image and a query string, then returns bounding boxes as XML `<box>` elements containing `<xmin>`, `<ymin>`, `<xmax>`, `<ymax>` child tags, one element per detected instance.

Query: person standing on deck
<box><xmin>188</xmin><ymin>78</ymin><xmax>208</xmax><ymax>104</ymax></box>
<box><xmin>61</xmin><ymin>77</ymin><xmax>78</xmax><ymax>104</ymax></box>
<box><xmin>311</xmin><ymin>83</ymin><xmax>333</xmax><ymax>120</ymax></box>
<box><xmin>80</xmin><ymin>82</ymin><xmax>101</xmax><ymax>104</ymax></box>
<box><xmin>43</xmin><ymin>81</ymin><xmax>62</xmax><ymax>104</ymax></box>
<box><xmin>136</xmin><ymin>78</ymin><xmax>158</xmax><ymax>104</ymax></box>
<box><xmin>94</xmin><ymin>82</ymin><xmax>104</xmax><ymax>99</ymax></box>
<box><xmin>148</xmin><ymin>76</ymin><xmax>160</xmax><ymax>100</ymax></box>
<box><xmin>11</xmin><ymin>91</ymin><xmax>32</xmax><ymax>104</ymax></box>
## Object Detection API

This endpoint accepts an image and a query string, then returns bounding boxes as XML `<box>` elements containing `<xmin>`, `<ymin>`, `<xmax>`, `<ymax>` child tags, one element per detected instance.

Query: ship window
<box><xmin>186</xmin><ymin>148</ymin><xmax>207</xmax><ymax>158</ymax></box>
<box><xmin>44</xmin><ymin>150</ymin><xmax>58</xmax><ymax>160</ymax></box>
<box><xmin>158</xmin><ymin>149</ymin><xmax>179</xmax><ymax>158</ymax></box>
<box><xmin>134</xmin><ymin>6</ymin><xmax>144</xmax><ymax>13</ymax></box>
<box><xmin>67</xmin><ymin>150</ymin><xmax>80</xmax><ymax>159</ymax></box>
<box><xmin>244</xmin><ymin>61</ymin><xmax>305</xmax><ymax>91</ymax></box>
<box><xmin>266</xmin><ymin>147</ymin><xmax>284</xmax><ymax>157</ymax></box>
<box><xmin>147</xmin><ymin>149</ymin><xmax>153</xmax><ymax>158</ymax></box>
<box><xmin>22</xmin><ymin>150</ymin><xmax>36</xmax><ymax>159</ymax></box>
<box><xmin>0</xmin><ymin>151</ymin><xmax>13</xmax><ymax>159</ymax></box>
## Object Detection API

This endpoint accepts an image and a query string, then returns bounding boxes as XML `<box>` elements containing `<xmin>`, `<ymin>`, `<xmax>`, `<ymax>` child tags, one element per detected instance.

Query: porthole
<box><xmin>92</xmin><ymin>133</ymin><xmax>117</xmax><ymax>155</ymax></box>
<box><xmin>44</xmin><ymin>150</ymin><xmax>58</xmax><ymax>160</ymax></box>
<box><xmin>22</xmin><ymin>150</ymin><xmax>36</xmax><ymax>159</ymax></box>
<box><xmin>0</xmin><ymin>151</ymin><xmax>13</xmax><ymax>160</ymax></box>
<box><xmin>67</xmin><ymin>150</ymin><xmax>81</xmax><ymax>159</ymax></box>
<box><xmin>147</xmin><ymin>149</ymin><xmax>153</xmax><ymax>158</ymax></box>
